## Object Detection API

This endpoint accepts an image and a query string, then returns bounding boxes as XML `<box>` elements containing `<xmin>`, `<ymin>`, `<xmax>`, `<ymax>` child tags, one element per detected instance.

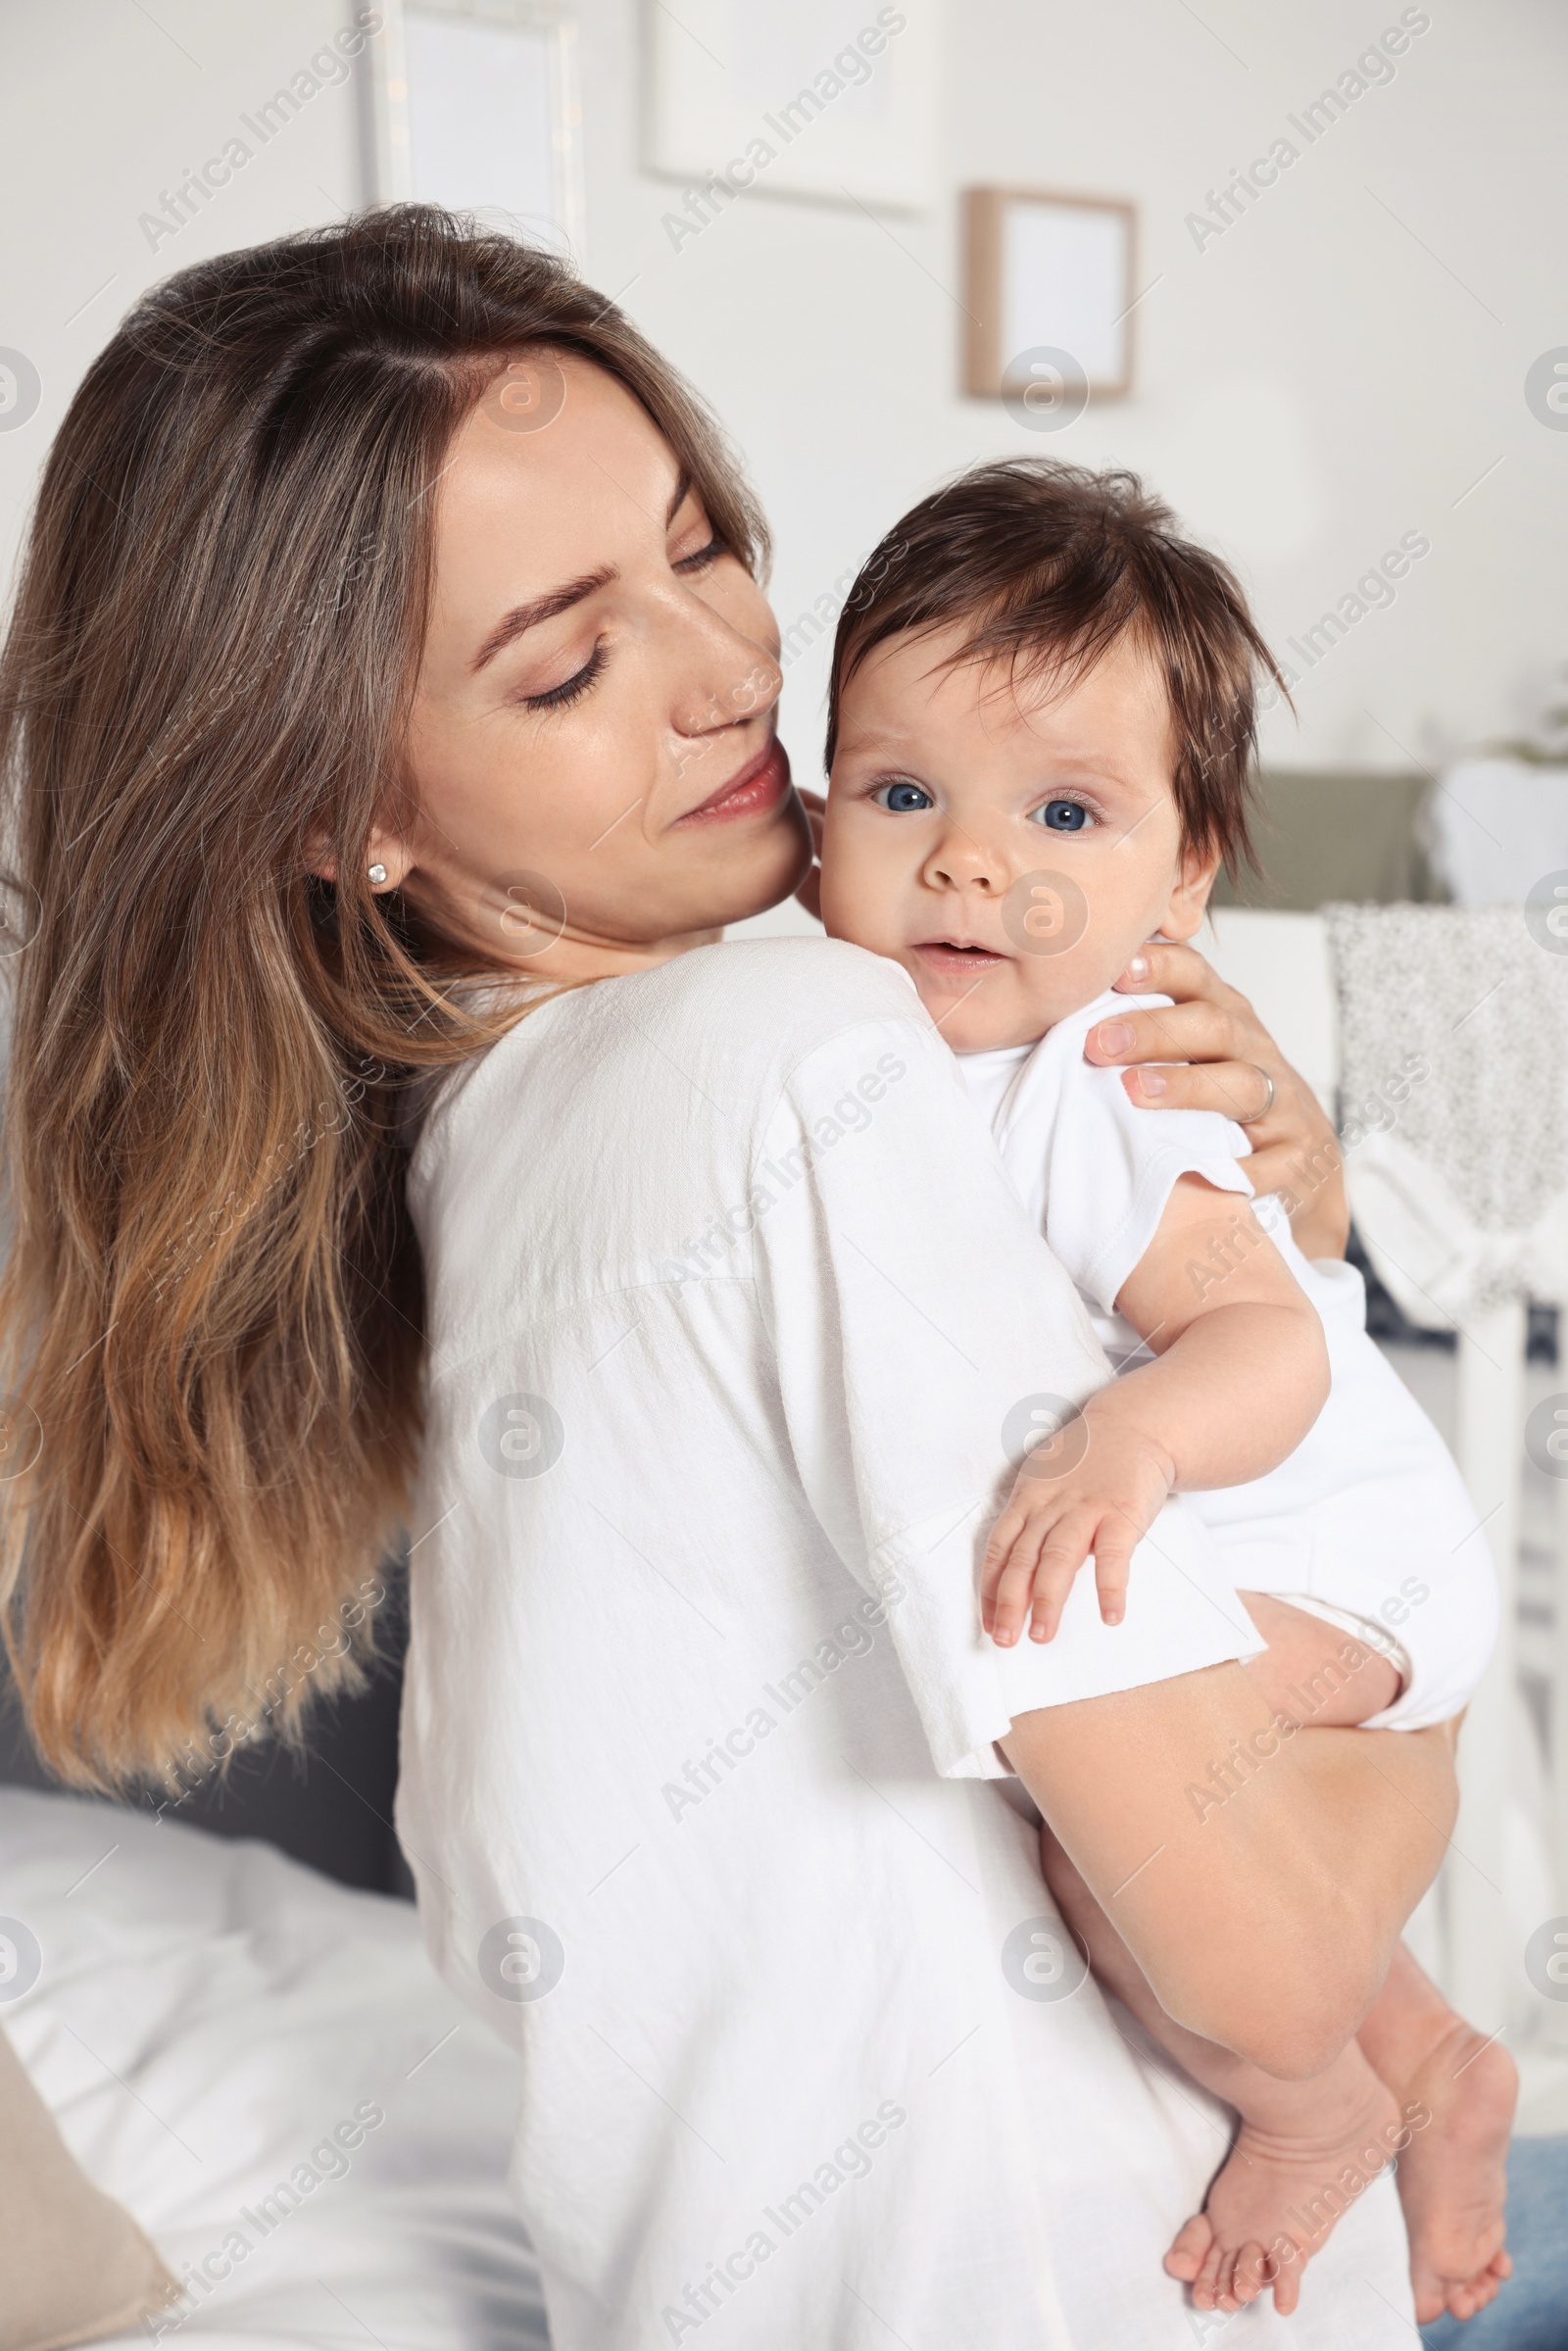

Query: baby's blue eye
<box><xmin>1031</xmin><ymin>799</ymin><xmax>1093</xmax><ymax>832</ymax></box>
<box><xmin>872</xmin><ymin>780</ymin><xmax>934</xmax><ymax>813</ymax></box>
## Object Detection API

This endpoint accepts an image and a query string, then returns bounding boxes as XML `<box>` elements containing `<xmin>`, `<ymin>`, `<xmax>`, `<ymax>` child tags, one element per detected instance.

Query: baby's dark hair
<box><xmin>825</xmin><ymin>458</ymin><xmax>1288</xmax><ymax>877</ymax></box>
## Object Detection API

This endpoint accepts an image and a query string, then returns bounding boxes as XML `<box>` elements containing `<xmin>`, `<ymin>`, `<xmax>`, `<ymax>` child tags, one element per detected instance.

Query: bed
<box><xmin>0</xmin><ymin>1786</ymin><xmax>550</xmax><ymax>2349</ymax></box>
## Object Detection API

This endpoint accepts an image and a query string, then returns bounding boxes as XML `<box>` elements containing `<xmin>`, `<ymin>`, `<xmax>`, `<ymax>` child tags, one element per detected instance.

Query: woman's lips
<box><xmin>678</xmin><ymin>735</ymin><xmax>791</xmax><ymax>824</ymax></box>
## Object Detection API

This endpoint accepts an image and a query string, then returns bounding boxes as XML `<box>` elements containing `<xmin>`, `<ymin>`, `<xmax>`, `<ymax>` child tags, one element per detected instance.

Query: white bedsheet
<box><xmin>0</xmin><ymin>1788</ymin><xmax>549</xmax><ymax>2350</ymax></box>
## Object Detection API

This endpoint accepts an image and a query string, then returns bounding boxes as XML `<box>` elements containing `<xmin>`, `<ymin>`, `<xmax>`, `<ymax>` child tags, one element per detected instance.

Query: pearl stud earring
<box><xmin>368</xmin><ymin>862</ymin><xmax>387</xmax><ymax>886</ymax></box>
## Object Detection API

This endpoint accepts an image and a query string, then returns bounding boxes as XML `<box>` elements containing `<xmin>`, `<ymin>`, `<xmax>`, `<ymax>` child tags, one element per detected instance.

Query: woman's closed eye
<box><xmin>668</xmin><ymin>478</ymin><xmax>725</xmax><ymax>575</ymax></box>
<box><xmin>870</xmin><ymin>779</ymin><xmax>934</xmax><ymax>812</ymax></box>
<box><xmin>1030</xmin><ymin>797</ymin><xmax>1095</xmax><ymax>833</ymax></box>
<box><xmin>672</xmin><ymin>532</ymin><xmax>725</xmax><ymax>575</ymax></box>
<box><xmin>519</xmin><ymin>640</ymin><xmax>608</xmax><ymax>711</ymax></box>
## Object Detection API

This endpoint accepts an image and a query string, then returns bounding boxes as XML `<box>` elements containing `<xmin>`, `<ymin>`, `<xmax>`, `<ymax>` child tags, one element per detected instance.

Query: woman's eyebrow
<box><xmin>470</xmin><ymin>565</ymin><xmax>616</xmax><ymax>673</ymax></box>
<box><xmin>666</xmin><ymin>468</ymin><xmax>692</xmax><ymax>525</ymax></box>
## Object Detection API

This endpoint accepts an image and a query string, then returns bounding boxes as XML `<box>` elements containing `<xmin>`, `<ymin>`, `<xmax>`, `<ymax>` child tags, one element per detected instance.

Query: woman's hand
<box><xmin>1085</xmin><ymin>940</ymin><xmax>1349</xmax><ymax>1261</ymax></box>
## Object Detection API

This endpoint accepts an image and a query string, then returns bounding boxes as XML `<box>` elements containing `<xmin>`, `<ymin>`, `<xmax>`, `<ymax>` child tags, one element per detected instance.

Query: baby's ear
<box><xmin>1160</xmin><ymin>843</ymin><xmax>1221</xmax><ymax>942</ymax></box>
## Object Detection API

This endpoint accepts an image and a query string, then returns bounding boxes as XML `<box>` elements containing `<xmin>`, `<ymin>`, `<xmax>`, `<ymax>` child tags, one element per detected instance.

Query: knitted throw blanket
<box><xmin>1323</xmin><ymin>902</ymin><xmax>1568</xmax><ymax>1325</ymax></box>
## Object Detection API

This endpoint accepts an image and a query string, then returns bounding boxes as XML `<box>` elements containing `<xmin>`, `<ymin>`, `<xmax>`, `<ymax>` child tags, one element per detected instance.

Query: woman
<box><xmin>0</xmin><ymin>210</ymin><xmax>1434</xmax><ymax>2347</ymax></box>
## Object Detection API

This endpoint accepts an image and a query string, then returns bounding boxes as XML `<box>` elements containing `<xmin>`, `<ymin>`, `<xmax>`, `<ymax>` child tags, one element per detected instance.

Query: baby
<box><xmin>814</xmin><ymin>458</ymin><xmax>1514</xmax><ymax>2327</ymax></box>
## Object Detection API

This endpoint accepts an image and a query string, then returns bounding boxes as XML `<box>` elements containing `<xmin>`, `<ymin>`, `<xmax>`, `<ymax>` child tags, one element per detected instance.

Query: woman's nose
<box><xmin>673</xmin><ymin>648</ymin><xmax>783</xmax><ymax>740</ymax></box>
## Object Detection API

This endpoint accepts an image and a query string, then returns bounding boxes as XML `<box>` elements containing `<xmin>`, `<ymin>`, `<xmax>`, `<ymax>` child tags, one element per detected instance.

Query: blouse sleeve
<box><xmin>751</xmin><ymin>1008</ymin><xmax>1264</xmax><ymax>1781</ymax></box>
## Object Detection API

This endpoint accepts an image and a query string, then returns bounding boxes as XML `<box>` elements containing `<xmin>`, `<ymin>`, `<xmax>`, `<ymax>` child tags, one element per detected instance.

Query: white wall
<box><xmin>0</xmin><ymin>1</ymin><xmax>370</xmax><ymax>570</ymax></box>
<box><xmin>2</xmin><ymin>0</ymin><xmax>1565</xmax><ymax>788</ymax></box>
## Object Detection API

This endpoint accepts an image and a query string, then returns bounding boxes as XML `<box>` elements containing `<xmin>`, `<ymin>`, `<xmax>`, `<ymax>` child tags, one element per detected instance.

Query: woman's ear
<box><xmin>1158</xmin><ymin>843</ymin><xmax>1222</xmax><ymax>943</ymax></box>
<box><xmin>304</xmin><ymin>826</ymin><xmax>411</xmax><ymax>892</ymax></box>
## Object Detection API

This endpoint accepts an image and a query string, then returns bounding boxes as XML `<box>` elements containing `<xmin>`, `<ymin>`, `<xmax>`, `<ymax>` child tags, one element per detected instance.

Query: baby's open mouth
<box><xmin>911</xmin><ymin>940</ymin><xmax>1008</xmax><ymax>975</ymax></box>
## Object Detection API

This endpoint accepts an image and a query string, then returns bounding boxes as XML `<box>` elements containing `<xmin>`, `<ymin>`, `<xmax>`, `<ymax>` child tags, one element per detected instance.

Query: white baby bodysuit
<box><xmin>958</xmin><ymin>989</ymin><xmax>1497</xmax><ymax>1730</ymax></box>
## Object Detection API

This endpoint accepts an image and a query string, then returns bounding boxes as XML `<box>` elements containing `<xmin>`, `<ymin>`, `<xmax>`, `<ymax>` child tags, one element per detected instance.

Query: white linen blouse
<box><xmin>394</xmin><ymin>937</ymin><xmax>1415</xmax><ymax>2350</ymax></box>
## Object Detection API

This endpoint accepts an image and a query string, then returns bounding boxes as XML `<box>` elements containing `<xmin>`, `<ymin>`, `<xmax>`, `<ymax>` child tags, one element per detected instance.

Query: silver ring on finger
<box><xmin>1240</xmin><ymin>1064</ymin><xmax>1276</xmax><ymax>1125</ymax></box>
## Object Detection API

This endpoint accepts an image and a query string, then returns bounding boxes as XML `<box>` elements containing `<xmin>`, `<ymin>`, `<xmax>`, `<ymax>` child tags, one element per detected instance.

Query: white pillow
<box><xmin>0</xmin><ymin>1788</ymin><xmax>548</xmax><ymax>2350</ymax></box>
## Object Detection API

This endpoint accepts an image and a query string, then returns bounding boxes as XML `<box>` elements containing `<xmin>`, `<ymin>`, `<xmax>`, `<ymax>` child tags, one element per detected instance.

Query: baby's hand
<box><xmin>981</xmin><ymin>1401</ymin><xmax>1177</xmax><ymax>1646</ymax></box>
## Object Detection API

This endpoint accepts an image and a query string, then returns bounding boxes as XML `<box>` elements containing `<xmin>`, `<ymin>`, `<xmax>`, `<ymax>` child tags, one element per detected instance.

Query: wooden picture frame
<box><xmin>963</xmin><ymin>186</ymin><xmax>1137</xmax><ymax>402</ymax></box>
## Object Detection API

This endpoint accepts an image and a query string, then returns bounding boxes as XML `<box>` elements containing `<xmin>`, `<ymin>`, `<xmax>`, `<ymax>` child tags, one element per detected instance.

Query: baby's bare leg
<box><xmin>1237</xmin><ymin>1589</ymin><xmax>1403</xmax><ymax>1725</ymax></box>
<box><xmin>1049</xmin><ymin>1592</ymin><xmax>1510</xmax><ymax>2321</ymax></box>
<box><xmin>1354</xmin><ymin>1941</ymin><xmax>1516</xmax><ymax>2324</ymax></box>
<box><xmin>1235</xmin><ymin>1595</ymin><xmax>1513</xmax><ymax>2322</ymax></box>
<box><xmin>1041</xmin><ymin>1822</ymin><xmax>1406</xmax><ymax>2316</ymax></box>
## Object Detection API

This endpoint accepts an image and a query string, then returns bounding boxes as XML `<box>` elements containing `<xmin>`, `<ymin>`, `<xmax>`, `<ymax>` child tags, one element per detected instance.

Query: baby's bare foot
<box><xmin>1390</xmin><ymin>2020</ymin><xmax>1516</xmax><ymax>2326</ymax></box>
<box><xmin>1165</xmin><ymin>2075</ymin><xmax>1406</xmax><ymax>2316</ymax></box>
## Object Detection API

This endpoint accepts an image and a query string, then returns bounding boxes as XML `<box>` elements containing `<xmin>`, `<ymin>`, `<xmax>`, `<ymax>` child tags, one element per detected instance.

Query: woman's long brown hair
<box><xmin>0</xmin><ymin>205</ymin><xmax>767</xmax><ymax>1792</ymax></box>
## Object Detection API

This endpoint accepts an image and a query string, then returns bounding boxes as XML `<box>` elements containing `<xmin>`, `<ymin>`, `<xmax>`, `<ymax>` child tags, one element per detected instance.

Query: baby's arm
<box><xmin>982</xmin><ymin>1174</ymin><xmax>1329</xmax><ymax>1645</ymax></box>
